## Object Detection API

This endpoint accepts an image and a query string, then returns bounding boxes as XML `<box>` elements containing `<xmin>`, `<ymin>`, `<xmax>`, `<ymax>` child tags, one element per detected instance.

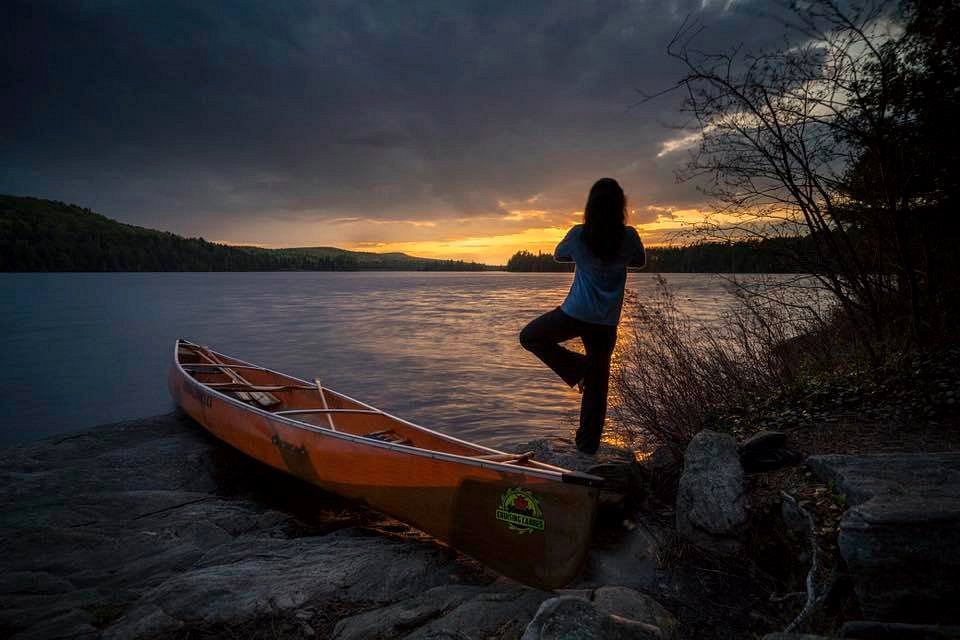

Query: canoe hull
<box><xmin>169</xmin><ymin>357</ymin><xmax>598</xmax><ymax>589</ymax></box>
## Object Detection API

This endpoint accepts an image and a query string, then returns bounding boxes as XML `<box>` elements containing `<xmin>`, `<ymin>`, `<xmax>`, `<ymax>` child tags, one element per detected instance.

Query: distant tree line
<box><xmin>505</xmin><ymin>250</ymin><xmax>574</xmax><ymax>272</ymax></box>
<box><xmin>506</xmin><ymin>238</ymin><xmax>808</xmax><ymax>273</ymax></box>
<box><xmin>0</xmin><ymin>196</ymin><xmax>490</xmax><ymax>272</ymax></box>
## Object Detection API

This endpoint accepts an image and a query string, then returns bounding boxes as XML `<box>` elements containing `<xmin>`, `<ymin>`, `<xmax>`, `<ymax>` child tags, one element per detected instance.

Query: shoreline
<box><xmin>9</xmin><ymin>405</ymin><xmax>954</xmax><ymax>638</ymax></box>
<box><xmin>0</xmin><ymin>412</ymin><xmax>686</xmax><ymax>639</ymax></box>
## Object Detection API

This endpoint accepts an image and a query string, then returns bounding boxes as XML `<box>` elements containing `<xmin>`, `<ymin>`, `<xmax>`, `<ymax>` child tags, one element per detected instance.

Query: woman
<box><xmin>519</xmin><ymin>178</ymin><xmax>645</xmax><ymax>455</ymax></box>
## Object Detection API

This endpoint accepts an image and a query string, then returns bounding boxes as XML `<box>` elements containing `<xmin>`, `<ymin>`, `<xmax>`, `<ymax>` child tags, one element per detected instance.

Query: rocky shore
<box><xmin>4</xmin><ymin>412</ymin><xmax>958</xmax><ymax>639</ymax></box>
<box><xmin>0</xmin><ymin>413</ymin><xmax>682</xmax><ymax>640</ymax></box>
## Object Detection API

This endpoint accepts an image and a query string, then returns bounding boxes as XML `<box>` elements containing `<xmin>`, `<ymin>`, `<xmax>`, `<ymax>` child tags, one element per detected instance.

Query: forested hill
<box><xmin>0</xmin><ymin>196</ymin><xmax>490</xmax><ymax>271</ymax></box>
<box><xmin>506</xmin><ymin>240</ymin><xmax>805</xmax><ymax>273</ymax></box>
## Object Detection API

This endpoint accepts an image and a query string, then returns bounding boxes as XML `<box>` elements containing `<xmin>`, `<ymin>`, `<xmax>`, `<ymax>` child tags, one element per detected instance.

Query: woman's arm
<box><xmin>626</xmin><ymin>228</ymin><xmax>646</xmax><ymax>271</ymax></box>
<box><xmin>554</xmin><ymin>226</ymin><xmax>577</xmax><ymax>263</ymax></box>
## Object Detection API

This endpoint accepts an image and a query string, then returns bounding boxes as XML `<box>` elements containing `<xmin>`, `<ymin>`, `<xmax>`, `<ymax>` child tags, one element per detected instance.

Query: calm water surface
<box><xmin>0</xmin><ymin>272</ymin><xmax>741</xmax><ymax>448</ymax></box>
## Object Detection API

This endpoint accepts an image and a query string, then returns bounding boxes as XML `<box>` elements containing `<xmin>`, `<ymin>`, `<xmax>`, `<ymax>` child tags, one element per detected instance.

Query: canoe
<box><xmin>168</xmin><ymin>339</ymin><xmax>602</xmax><ymax>589</ymax></box>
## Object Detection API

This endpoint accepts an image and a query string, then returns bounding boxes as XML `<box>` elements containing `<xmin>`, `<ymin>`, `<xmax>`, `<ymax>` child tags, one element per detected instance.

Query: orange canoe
<box><xmin>169</xmin><ymin>339</ymin><xmax>602</xmax><ymax>589</ymax></box>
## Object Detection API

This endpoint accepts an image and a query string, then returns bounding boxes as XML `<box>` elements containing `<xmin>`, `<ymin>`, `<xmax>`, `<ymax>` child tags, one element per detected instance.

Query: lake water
<box><xmin>0</xmin><ymin>272</ymin><xmax>742</xmax><ymax>448</ymax></box>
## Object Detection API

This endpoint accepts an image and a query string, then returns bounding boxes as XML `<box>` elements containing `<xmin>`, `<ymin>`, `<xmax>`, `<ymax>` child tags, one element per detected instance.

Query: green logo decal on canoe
<box><xmin>496</xmin><ymin>488</ymin><xmax>544</xmax><ymax>533</ymax></box>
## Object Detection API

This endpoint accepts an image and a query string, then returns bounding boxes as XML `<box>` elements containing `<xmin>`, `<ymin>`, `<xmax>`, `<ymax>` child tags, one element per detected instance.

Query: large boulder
<box><xmin>676</xmin><ymin>431</ymin><xmax>747</xmax><ymax>554</ymax></box>
<box><xmin>808</xmin><ymin>453</ymin><xmax>960</xmax><ymax>623</ymax></box>
<box><xmin>738</xmin><ymin>430</ymin><xmax>802</xmax><ymax>472</ymax></box>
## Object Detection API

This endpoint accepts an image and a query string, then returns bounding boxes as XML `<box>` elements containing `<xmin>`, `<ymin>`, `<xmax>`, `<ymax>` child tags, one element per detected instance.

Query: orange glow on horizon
<box><xmin>339</xmin><ymin>206</ymin><xmax>737</xmax><ymax>264</ymax></box>
<box><xmin>210</xmin><ymin>205</ymin><xmax>740</xmax><ymax>265</ymax></box>
<box><xmin>344</xmin><ymin>225</ymin><xmax>573</xmax><ymax>265</ymax></box>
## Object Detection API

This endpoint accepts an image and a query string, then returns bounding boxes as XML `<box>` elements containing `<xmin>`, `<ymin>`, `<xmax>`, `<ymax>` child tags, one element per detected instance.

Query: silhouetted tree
<box><xmin>656</xmin><ymin>0</ymin><xmax>959</xmax><ymax>352</ymax></box>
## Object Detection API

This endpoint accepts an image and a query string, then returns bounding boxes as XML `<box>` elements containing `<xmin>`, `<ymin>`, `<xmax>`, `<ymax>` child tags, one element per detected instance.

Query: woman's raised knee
<box><xmin>519</xmin><ymin>324</ymin><xmax>538</xmax><ymax>350</ymax></box>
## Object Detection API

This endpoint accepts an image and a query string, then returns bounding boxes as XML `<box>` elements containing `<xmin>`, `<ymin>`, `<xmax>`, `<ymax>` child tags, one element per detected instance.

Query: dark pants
<box><xmin>519</xmin><ymin>307</ymin><xmax>617</xmax><ymax>454</ymax></box>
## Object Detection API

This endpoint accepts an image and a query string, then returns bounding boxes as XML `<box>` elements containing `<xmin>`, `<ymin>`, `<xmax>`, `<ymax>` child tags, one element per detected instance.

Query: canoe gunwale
<box><xmin>273</xmin><ymin>408</ymin><xmax>383</xmax><ymax>416</ymax></box>
<box><xmin>173</xmin><ymin>339</ymin><xmax>604</xmax><ymax>486</ymax></box>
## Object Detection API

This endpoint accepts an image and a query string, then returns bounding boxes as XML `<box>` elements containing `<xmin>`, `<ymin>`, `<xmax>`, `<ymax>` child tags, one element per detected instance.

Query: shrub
<box><xmin>610</xmin><ymin>275</ymin><xmax>830</xmax><ymax>455</ymax></box>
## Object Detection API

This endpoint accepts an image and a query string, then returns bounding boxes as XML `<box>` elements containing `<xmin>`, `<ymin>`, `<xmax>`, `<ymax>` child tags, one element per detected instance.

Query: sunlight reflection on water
<box><xmin>1</xmin><ymin>272</ymin><xmax>749</xmax><ymax>448</ymax></box>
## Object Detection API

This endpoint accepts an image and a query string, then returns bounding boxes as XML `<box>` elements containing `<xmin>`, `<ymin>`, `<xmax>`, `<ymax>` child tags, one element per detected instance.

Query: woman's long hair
<box><xmin>583</xmin><ymin>177</ymin><xmax>627</xmax><ymax>260</ymax></box>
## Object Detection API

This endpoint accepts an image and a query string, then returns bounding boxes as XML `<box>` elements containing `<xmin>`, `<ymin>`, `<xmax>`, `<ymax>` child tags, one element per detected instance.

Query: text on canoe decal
<box><xmin>271</xmin><ymin>434</ymin><xmax>307</xmax><ymax>456</ymax></box>
<box><xmin>496</xmin><ymin>488</ymin><xmax>544</xmax><ymax>533</ymax></box>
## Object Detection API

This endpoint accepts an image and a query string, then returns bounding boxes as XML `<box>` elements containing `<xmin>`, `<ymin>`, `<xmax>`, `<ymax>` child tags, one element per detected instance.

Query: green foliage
<box><xmin>0</xmin><ymin>196</ymin><xmax>490</xmax><ymax>272</ymax></box>
<box><xmin>826</xmin><ymin>482</ymin><xmax>847</xmax><ymax>509</ymax></box>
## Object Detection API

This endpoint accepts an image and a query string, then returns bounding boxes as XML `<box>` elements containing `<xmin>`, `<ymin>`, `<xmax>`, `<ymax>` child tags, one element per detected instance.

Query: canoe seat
<box><xmin>234</xmin><ymin>391</ymin><xmax>281</xmax><ymax>408</ymax></box>
<box><xmin>363</xmin><ymin>429</ymin><xmax>412</xmax><ymax>446</ymax></box>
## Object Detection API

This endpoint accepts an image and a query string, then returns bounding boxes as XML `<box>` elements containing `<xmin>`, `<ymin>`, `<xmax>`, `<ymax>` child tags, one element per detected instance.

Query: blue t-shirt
<box><xmin>555</xmin><ymin>224</ymin><xmax>645</xmax><ymax>326</ymax></box>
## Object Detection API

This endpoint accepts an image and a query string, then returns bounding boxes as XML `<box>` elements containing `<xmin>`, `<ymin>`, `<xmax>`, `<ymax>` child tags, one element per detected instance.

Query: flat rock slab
<box><xmin>578</xmin><ymin>525</ymin><xmax>660</xmax><ymax>591</ymax></box>
<box><xmin>840</xmin><ymin>620</ymin><xmax>960</xmax><ymax>639</ymax></box>
<box><xmin>522</xmin><ymin>587</ymin><xmax>677</xmax><ymax>640</ymax></box>
<box><xmin>0</xmin><ymin>413</ymin><xmax>492</xmax><ymax>639</ymax></box>
<box><xmin>2</xmin><ymin>414</ymin><xmax>684</xmax><ymax>640</ymax></box>
<box><xmin>807</xmin><ymin>453</ymin><xmax>960</xmax><ymax>505</ymax></box>
<box><xmin>332</xmin><ymin>584</ymin><xmax>551</xmax><ymax>640</ymax></box>
<box><xmin>808</xmin><ymin>453</ymin><xmax>960</xmax><ymax>623</ymax></box>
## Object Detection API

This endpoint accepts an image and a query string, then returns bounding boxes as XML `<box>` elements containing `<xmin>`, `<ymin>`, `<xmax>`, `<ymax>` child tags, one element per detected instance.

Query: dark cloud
<box><xmin>1</xmin><ymin>0</ymin><xmax>782</xmax><ymax>244</ymax></box>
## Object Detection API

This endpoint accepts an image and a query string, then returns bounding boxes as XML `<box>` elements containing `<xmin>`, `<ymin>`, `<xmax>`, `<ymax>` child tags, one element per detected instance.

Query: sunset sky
<box><xmin>2</xmin><ymin>1</ymin><xmax>786</xmax><ymax>264</ymax></box>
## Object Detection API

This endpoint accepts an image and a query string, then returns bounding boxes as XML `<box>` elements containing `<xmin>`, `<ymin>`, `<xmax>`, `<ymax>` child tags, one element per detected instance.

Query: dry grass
<box><xmin>610</xmin><ymin>275</ymin><xmax>826</xmax><ymax>456</ymax></box>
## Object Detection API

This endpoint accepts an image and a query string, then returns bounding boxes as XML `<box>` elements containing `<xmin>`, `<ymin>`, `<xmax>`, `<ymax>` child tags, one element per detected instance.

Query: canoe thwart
<box><xmin>241</xmin><ymin>392</ymin><xmax>280</xmax><ymax>409</ymax></box>
<box><xmin>474</xmin><ymin>451</ymin><xmax>535</xmax><ymax>464</ymax></box>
